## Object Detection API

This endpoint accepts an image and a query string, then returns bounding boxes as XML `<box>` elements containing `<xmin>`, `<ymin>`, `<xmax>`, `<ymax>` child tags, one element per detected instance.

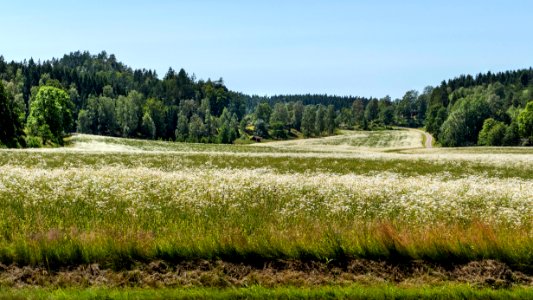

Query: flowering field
<box><xmin>0</xmin><ymin>132</ymin><xmax>532</xmax><ymax>293</ymax></box>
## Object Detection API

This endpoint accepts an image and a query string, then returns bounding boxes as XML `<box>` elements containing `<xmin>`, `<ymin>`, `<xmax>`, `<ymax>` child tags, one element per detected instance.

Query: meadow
<box><xmin>0</xmin><ymin>130</ymin><xmax>531</xmax><ymax>298</ymax></box>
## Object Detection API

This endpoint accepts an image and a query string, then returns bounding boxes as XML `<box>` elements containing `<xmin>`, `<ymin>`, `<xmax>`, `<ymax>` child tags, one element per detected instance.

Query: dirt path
<box><xmin>399</xmin><ymin>128</ymin><xmax>433</xmax><ymax>148</ymax></box>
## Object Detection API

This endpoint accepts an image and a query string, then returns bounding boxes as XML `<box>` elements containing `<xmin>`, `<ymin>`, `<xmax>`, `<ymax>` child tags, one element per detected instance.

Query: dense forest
<box><xmin>0</xmin><ymin>51</ymin><xmax>532</xmax><ymax>148</ymax></box>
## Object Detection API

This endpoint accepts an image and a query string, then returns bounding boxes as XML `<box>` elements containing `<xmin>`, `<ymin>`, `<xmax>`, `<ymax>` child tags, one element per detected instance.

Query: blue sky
<box><xmin>1</xmin><ymin>0</ymin><xmax>532</xmax><ymax>98</ymax></box>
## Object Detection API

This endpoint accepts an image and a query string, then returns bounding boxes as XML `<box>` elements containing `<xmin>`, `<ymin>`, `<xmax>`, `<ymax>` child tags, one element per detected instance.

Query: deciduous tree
<box><xmin>26</xmin><ymin>86</ymin><xmax>73</xmax><ymax>145</ymax></box>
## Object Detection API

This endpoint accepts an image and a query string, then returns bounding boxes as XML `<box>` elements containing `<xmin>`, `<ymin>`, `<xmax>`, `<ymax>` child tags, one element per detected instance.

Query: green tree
<box><xmin>439</xmin><ymin>96</ymin><xmax>490</xmax><ymax>146</ymax></box>
<box><xmin>68</xmin><ymin>84</ymin><xmax>81</xmax><ymax>115</ymax></box>
<box><xmin>352</xmin><ymin>99</ymin><xmax>365</xmax><ymax>128</ymax></box>
<box><xmin>26</xmin><ymin>86</ymin><xmax>73</xmax><ymax>145</ymax></box>
<box><xmin>503</xmin><ymin>122</ymin><xmax>520</xmax><ymax>146</ymax></box>
<box><xmin>270</xmin><ymin>102</ymin><xmax>290</xmax><ymax>127</ymax></box>
<box><xmin>486</xmin><ymin>93</ymin><xmax>507</xmax><ymax>122</ymax></box>
<box><xmin>204</xmin><ymin>108</ymin><xmax>215</xmax><ymax>141</ymax></box>
<box><xmin>144</xmin><ymin>98</ymin><xmax>166</xmax><ymax>138</ymax></box>
<box><xmin>425</xmin><ymin>105</ymin><xmax>447</xmax><ymax>136</ymax></box>
<box><xmin>175</xmin><ymin>113</ymin><xmax>189</xmax><ymax>142</ymax></box>
<box><xmin>397</xmin><ymin>90</ymin><xmax>418</xmax><ymax>126</ymax></box>
<box><xmin>380</xmin><ymin>106</ymin><xmax>395</xmax><ymax>126</ymax></box>
<box><xmin>325</xmin><ymin>105</ymin><xmax>336</xmax><ymax>135</ymax></box>
<box><xmin>76</xmin><ymin>109</ymin><xmax>92</xmax><ymax>134</ymax></box>
<box><xmin>478</xmin><ymin>118</ymin><xmax>506</xmax><ymax>146</ymax></box>
<box><xmin>315</xmin><ymin>105</ymin><xmax>326</xmax><ymax>136</ymax></box>
<box><xmin>416</xmin><ymin>87</ymin><xmax>431</xmax><ymax>125</ymax></box>
<box><xmin>116</xmin><ymin>91</ymin><xmax>144</xmax><ymax>137</ymax></box>
<box><xmin>217</xmin><ymin>108</ymin><xmax>232</xmax><ymax>143</ymax></box>
<box><xmin>364</xmin><ymin>99</ymin><xmax>379</xmax><ymax>124</ymax></box>
<box><xmin>229</xmin><ymin>113</ymin><xmax>239</xmax><ymax>142</ymax></box>
<box><xmin>270</xmin><ymin>122</ymin><xmax>287</xmax><ymax>139</ymax></box>
<box><xmin>140</xmin><ymin>112</ymin><xmax>156</xmax><ymax>139</ymax></box>
<box><xmin>96</xmin><ymin>96</ymin><xmax>117</xmax><ymax>136</ymax></box>
<box><xmin>301</xmin><ymin>105</ymin><xmax>316</xmax><ymax>138</ymax></box>
<box><xmin>188</xmin><ymin>114</ymin><xmax>205</xmax><ymax>142</ymax></box>
<box><xmin>255</xmin><ymin>102</ymin><xmax>272</xmax><ymax>122</ymax></box>
<box><xmin>337</xmin><ymin>108</ymin><xmax>353</xmax><ymax>128</ymax></box>
<box><xmin>4</xmin><ymin>78</ymin><xmax>27</xmax><ymax>130</ymax></box>
<box><xmin>291</xmin><ymin>101</ymin><xmax>304</xmax><ymax>130</ymax></box>
<box><xmin>179</xmin><ymin>99</ymin><xmax>198</xmax><ymax>119</ymax></box>
<box><xmin>254</xmin><ymin>119</ymin><xmax>268</xmax><ymax>138</ymax></box>
<box><xmin>517</xmin><ymin>101</ymin><xmax>533</xmax><ymax>143</ymax></box>
<box><xmin>102</xmin><ymin>85</ymin><xmax>115</xmax><ymax>98</ymax></box>
<box><xmin>0</xmin><ymin>81</ymin><xmax>24</xmax><ymax>147</ymax></box>
<box><xmin>217</xmin><ymin>122</ymin><xmax>231</xmax><ymax>143</ymax></box>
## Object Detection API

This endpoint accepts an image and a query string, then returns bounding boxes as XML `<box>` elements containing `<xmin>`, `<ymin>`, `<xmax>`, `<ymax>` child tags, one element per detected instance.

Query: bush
<box><xmin>24</xmin><ymin>135</ymin><xmax>43</xmax><ymax>148</ymax></box>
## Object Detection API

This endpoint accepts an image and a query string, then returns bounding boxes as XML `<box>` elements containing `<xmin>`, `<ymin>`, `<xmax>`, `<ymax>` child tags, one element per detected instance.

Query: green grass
<box><xmin>0</xmin><ymin>285</ymin><xmax>531</xmax><ymax>299</ymax></box>
<box><xmin>0</xmin><ymin>132</ymin><xmax>531</xmax><ymax>295</ymax></box>
<box><xmin>1</xmin><ymin>150</ymin><xmax>532</xmax><ymax>179</ymax></box>
<box><xmin>0</xmin><ymin>157</ymin><xmax>530</xmax><ymax>270</ymax></box>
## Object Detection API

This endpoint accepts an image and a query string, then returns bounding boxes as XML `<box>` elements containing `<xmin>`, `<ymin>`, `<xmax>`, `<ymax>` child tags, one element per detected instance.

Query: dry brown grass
<box><xmin>0</xmin><ymin>259</ymin><xmax>530</xmax><ymax>289</ymax></box>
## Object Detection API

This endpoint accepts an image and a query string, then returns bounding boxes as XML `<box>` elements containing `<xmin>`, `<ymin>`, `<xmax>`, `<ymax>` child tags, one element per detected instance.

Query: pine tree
<box><xmin>0</xmin><ymin>81</ymin><xmax>22</xmax><ymax>147</ymax></box>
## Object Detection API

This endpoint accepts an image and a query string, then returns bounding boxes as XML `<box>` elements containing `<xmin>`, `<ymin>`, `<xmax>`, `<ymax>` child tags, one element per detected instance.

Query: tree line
<box><xmin>1</xmin><ymin>51</ymin><xmax>532</xmax><ymax>147</ymax></box>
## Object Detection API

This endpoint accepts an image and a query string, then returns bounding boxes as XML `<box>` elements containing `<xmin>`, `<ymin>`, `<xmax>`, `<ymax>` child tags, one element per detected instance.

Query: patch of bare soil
<box><xmin>0</xmin><ymin>260</ymin><xmax>531</xmax><ymax>288</ymax></box>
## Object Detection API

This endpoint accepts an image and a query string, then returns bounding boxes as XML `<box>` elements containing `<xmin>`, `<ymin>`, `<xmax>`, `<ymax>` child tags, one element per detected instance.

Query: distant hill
<box><xmin>0</xmin><ymin>51</ymin><xmax>532</xmax><ymax>147</ymax></box>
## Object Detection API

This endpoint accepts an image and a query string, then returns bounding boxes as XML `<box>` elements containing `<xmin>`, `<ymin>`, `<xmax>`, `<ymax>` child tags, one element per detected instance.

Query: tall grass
<box><xmin>0</xmin><ymin>134</ymin><xmax>531</xmax><ymax>273</ymax></box>
<box><xmin>1</xmin><ymin>285</ymin><xmax>532</xmax><ymax>299</ymax></box>
<box><xmin>0</xmin><ymin>164</ymin><xmax>531</xmax><ymax>269</ymax></box>
<box><xmin>1</xmin><ymin>150</ymin><xmax>532</xmax><ymax>179</ymax></box>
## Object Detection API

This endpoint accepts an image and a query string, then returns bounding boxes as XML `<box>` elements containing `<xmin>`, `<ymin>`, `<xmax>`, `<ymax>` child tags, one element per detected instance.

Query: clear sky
<box><xmin>1</xmin><ymin>0</ymin><xmax>532</xmax><ymax>99</ymax></box>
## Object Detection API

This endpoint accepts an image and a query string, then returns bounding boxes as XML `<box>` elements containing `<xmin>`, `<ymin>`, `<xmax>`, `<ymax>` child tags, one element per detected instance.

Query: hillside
<box><xmin>1</xmin><ymin>51</ymin><xmax>532</xmax><ymax>149</ymax></box>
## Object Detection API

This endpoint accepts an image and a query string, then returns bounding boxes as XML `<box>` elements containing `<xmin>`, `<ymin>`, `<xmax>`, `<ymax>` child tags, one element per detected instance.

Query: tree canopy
<box><xmin>0</xmin><ymin>51</ymin><xmax>532</xmax><ymax>147</ymax></box>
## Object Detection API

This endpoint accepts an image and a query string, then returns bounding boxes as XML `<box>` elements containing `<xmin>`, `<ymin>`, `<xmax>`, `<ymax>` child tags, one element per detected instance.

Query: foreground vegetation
<box><xmin>0</xmin><ymin>131</ymin><xmax>531</xmax><ymax>297</ymax></box>
<box><xmin>1</xmin><ymin>285</ymin><xmax>532</xmax><ymax>300</ymax></box>
<box><xmin>0</xmin><ymin>164</ymin><xmax>531</xmax><ymax>269</ymax></box>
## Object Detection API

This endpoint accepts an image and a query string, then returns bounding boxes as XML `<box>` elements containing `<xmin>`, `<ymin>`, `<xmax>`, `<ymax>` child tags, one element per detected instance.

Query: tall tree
<box><xmin>364</xmin><ymin>99</ymin><xmax>379</xmax><ymax>124</ymax></box>
<box><xmin>26</xmin><ymin>86</ymin><xmax>73</xmax><ymax>145</ymax></box>
<box><xmin>116</xmin><ymin>90</ymin><xmax>144</xmax><ymax>137</ymax></box>
<box><xmin>270</xmin><ymin>102</ymin><xmax>290</xmax><ymax>127</ymax></box>
<box><xmin>144</xmin><ymin>98</ymin><xmax>166</xmax><ymax>138</ymax></box>
<box><xmin>301</xmin><ymin>105</ymin><xmax>316</xmax><ymax>138</ymax></box>
<box><xmin>255</xmin><ymin>102</ymin><xmax>272</xmax><ymax>122</ymax></box>
<box><xmin>175</xmin><ymin>112</ymin><xmax>189</xmax><ymax>142</ymax></box>
<box><xmin>439</xmin><ymin>95</ymin><xmax>490</xmax><ymax>146</ymax></box>
<box><xmin>478</xmin><ymin>118</ymin><xmax>506</xmax><ymax>146</ymax></box>
<box><xmin>352</xmin><ymin>99</ymin><xmax>365</xmax><ymax>128</ymax></box>
<box><xmin>397</xmin><ymin>90</ymin><xmax>418</xmax><ymax>126</ymax></box>
<box><xmin>315</xmin><ymin>105</ymin><xmax>326</xmax><ymax>136</ymax></box>
<box><xmin>291</xmin><ymin>101</ymin><xmax>304</xmax><ymax>130</ymax></box>
<box><xmin>141</xmin><ymin>112</ymin><xmax>156</xmax><ymax>139</ymax></box>
<box><xmin>517</xmin><ymin>101</ymin><xmax>533</xmax><ymax>143</ymax></box>
<box><xmin>188</xmin><ymin>114</ymin><xmax>205</xmax><ymax>142</ymax></box>
<box><xmin>0</xmin><ymin>81</ymin><xmax>23</xmax><ymax>147</ymax></box>
<box><xmin>96</xmin><ymin>96</ymin><xmax>117</xmax><ymax>136</ymax></box>
<box><xmin>77</xmin><ymin>109</ymin><xmax>92</xmax><ymax>134</ymax></box>
<box><xmin>325</xmin><ymin>105</ymin><xmax>336</xmax><ymax>135</ymax></box>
